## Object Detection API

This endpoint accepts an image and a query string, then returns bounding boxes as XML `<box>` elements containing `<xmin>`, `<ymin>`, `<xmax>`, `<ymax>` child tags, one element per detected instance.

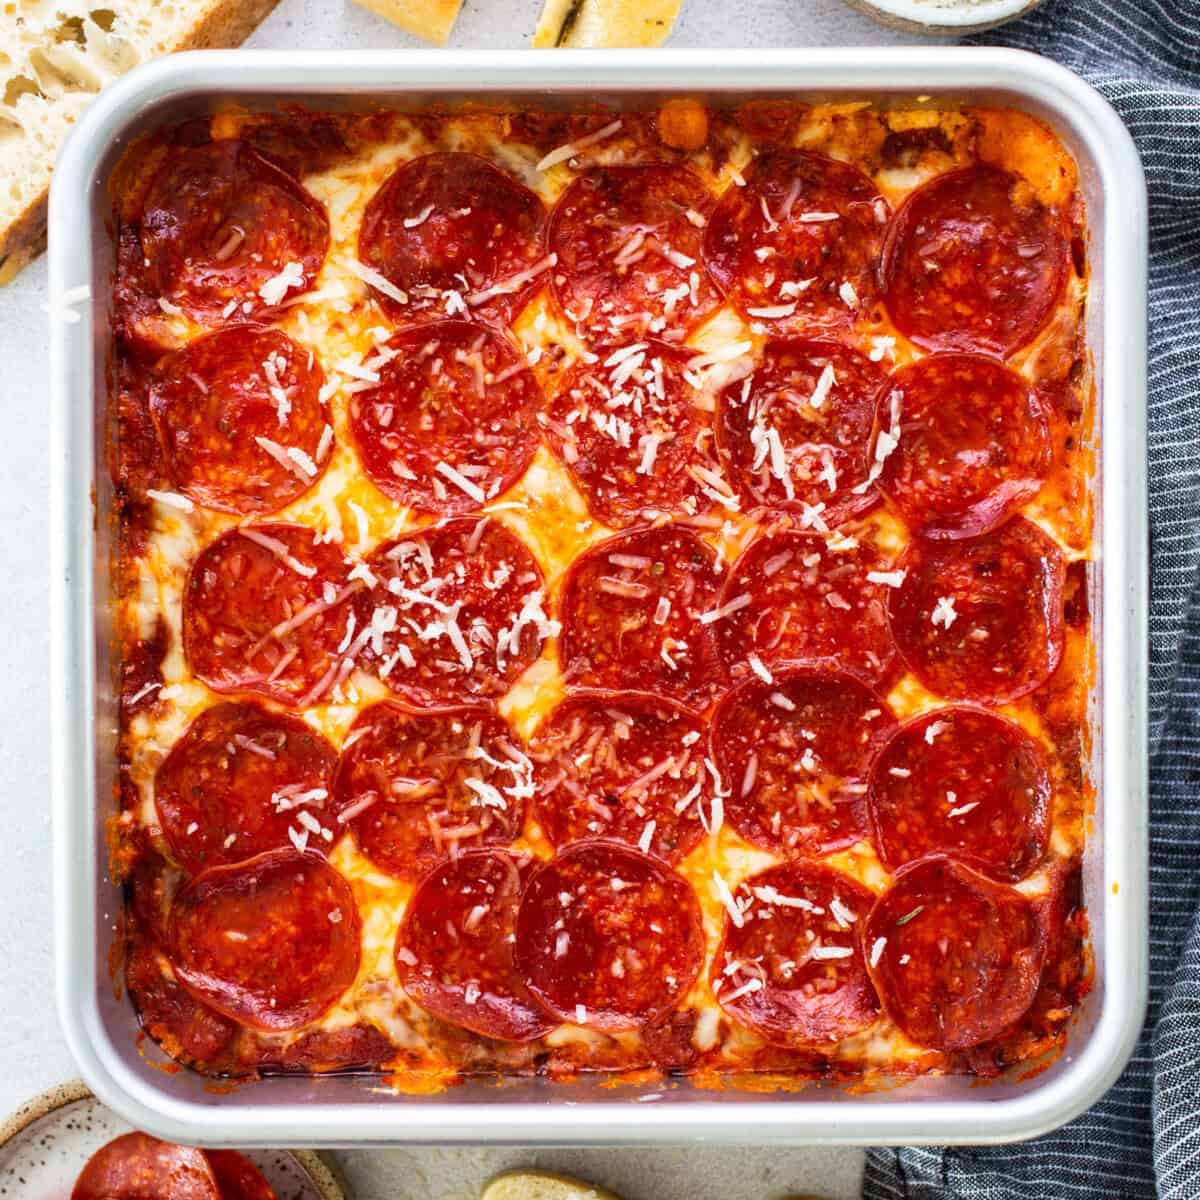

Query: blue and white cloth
<box><xmin>864</xmin><ymin>1</ymin><xmax>1200</xmax><ymax>1196</ymax></box>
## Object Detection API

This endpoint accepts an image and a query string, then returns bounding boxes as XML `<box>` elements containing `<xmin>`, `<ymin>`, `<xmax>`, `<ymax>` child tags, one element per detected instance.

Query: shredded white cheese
<box><xmin>931</xmin><ymin>596</ymin><xmax>959</xmax><ymax>629</ymax></box>
<box><xmin>259</xmin><ymin>260</ymin><xmax>306</xmax><ymax>307</ymax></box>
<box><xmin>536</xmin><ymin>119</ymin><xmax>623</xmax><ymax>171</ymax></box>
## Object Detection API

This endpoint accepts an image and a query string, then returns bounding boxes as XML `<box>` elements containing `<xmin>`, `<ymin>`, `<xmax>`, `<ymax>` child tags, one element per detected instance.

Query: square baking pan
<box><xmin>50</xmin><ymin>46</ymin><xmax>1148</xmax><ymax>1147</ymax></box>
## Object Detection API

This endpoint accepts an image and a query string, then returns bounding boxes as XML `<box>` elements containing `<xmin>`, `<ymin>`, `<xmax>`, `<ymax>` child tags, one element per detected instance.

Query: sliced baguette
<box><xmin>482</xmin><ymin>1169</ymin><xmax>624</xmax><ymax>1200</ymax></box>
<box><xmin>350</xmin><ymin>0</ymin><xmax>465</xmax><ymax>46</ymax></box>
<box><xmin>531</xmin><ymin>0</ymin><xmax>684</xmax><ymax>47</ymax></box>
<box><xmin>0</xmin><ymin>0</ymin><xmax>281</xmax><ymax>284</ymax></box>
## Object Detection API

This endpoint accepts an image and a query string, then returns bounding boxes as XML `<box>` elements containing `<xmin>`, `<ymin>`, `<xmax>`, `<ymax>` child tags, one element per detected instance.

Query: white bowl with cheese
<box><xmin>842</xmin><ymin>0</ymin><xmax>1045</xmax><ymax>34</ymax></box>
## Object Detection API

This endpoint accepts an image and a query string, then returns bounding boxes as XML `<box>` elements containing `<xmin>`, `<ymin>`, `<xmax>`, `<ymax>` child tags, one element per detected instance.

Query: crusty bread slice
<box><xmin>351</xmin><ymin>0</ymin><xmax>465</xmax><ymax>46</ymax></box>
<box><xmin>482</xmin><ymin>1169</ymin><xmax>623</xmax><ymax>1200</ymax></box>
<box><xmin>531</xmin><ymin>0</ymin><xmax>684</xmax><ymax>47</ymax></box>
<box><xmin>0</xmin><ymin>0</ymin><xmax>281</xmax><ymax>284</ymax></box>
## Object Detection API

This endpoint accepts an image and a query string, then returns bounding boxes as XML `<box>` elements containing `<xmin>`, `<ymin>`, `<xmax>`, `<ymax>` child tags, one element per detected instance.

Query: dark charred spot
<box><xmin>1063</xmin><ymin>560</ymin><xmax>1090</xmax><ymax>629</ymax></box>
<box><xmin>880</xmin><ymin>126</ymin><xmax>951</xmax><ymax>170</ymax></box>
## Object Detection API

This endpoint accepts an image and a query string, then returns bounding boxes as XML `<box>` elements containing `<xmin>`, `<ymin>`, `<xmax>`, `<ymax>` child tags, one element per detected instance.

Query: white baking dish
<box><xmin>49</xmin><ymin>47</ymin><xmax>1148</xmax><ymax>1147</ymax></box>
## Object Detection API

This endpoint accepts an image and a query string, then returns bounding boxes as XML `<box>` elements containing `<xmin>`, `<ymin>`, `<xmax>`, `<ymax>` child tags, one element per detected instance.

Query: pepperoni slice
<box><xmin>113</xmin><ymin>357</ymin><xmax>166</xmax><ymax>495</ymax></box>
<box><xmin>331</xmin><ymin>702</ymin><xmax>528</xmax><ymax>881</ymax></box>
<box><xmin>559</xmin><ymin>524</ymin><xmax>724</xmax><ymax>708</ymax></box>
<box><xmin>712</xmin><ymin>665</ymin><xmax>896</xmax><ymax>857</ymax></box>
<box><xmin>882</xmin><ymin>164</ymin><xmax>1069</xmax><ymax>357</ymax></box>
<box><xmin>864</xmin><ymin>855</ymin><xmax>1045</xmax><ymax>1050</ymax></box>
<box><xmin>258</xmin><ymin>1023</ymin><xmax>394</xmax><ymax>1073</ymax></box>
<box><xmin>713</xmin><ymin>528</ymin><xmax>899</xmax><ymax>687</ymax></box>
<box><xmin>205</xmin><ymin>1152</ymin><xmax>276</xmax><ymax>1200</ymax></box>
<box><xmin>713</xmin><ymin>863</ymin><xmax>879</xmax><ymax>1047</ymax></box>
<box><xmin>704</xmin><ymin>151</ymin><xmax>888</xmax><ymax>333</ymax></box>
<box><xmin>137</xmin><ymin>139</ymin><xmax>328</xmax><ymax>325</ymax></box>
<box><xmin>128</xmin><ymin>848</ymin><xmax>176</xmax><ymax>948</ymax></box>
<box><xmin>72</xmin><ymin>1133</ymin><xmax>220</xmax><ymax>1200</ymax></box>
<box><xmin>717</xmin><ymin>339</ymin><xmax>886</xmax><ymax>521</ymax></box>
<box><xmin>149</xmin><ymin>325</ymin><xmax>331</xmax><ymax>515</ymax></box>
<box><xmin>543</xmin><ymin>342</ymin><xmax>721</xmax><ymax>527</ymax></box>
<box><xmin>868</xmin><ymin>707</ymin><xmax>1051</xmax><ymax>882</ymax></box>
<box><xmin>529</xmin><ymin>691</ymin><xmax>707</xmax><ymax>863</ymax></box>
<box><xmin>154</xmin><ymin>701</ymin><xmax>338</xmax><ymax>874</ymax></box>
<box><xmin>396</xmin><ymin>849</ymin><xmax>554</xmax><ymax>1042</ymax></box>
<box><xmin>514</xmin><ymin>840</ymin><xmax>704</xmax><ymax>1031</ymax></box>
<box><xmin>548</xmin><ymin>165</ymin><xmax>720</xmax><ymax>343</ymax></box>
<box><xmin>167</xmin><ymin>849</ymin><xmax>361</xmax><ymax>1032</ymax></box>
<box><xmin>347</xmin><ymin>320</ymin><xmax>540</xmax><ymax>515</ymax></box>
<box><xmin>874</xmin><ymin>354</ymin><xmax>1051</xmax><ymax>539</ymax></box>
<box><xmin>125</xmin><ymin>930</ymin><xmax>237</xmax><ymax>1066</ymax></box>
<box><xmin>888</xmin><ymin>518</ymin><xmax>1066</xmax><ymax>703</ymax></box>
<box><xmin>354</xmin><ymin>516</ymin><xmax>549</xmax><ymax>706</ymax></box>
<box><xmin>182</xmin><ymin>524</ymin><xmax>355</xmax><ymax>708</ymax></box>
<box><xmin>358</xmin><ymin>152</ymin><xmax>547</xmax><ymax>324</ymax></box>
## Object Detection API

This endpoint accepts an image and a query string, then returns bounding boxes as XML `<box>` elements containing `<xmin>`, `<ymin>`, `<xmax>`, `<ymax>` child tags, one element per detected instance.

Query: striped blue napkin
<box><xmin>864</xmin><ymin>1</ymin><xmax>1200</xmax><ymax>1196</ymax></box>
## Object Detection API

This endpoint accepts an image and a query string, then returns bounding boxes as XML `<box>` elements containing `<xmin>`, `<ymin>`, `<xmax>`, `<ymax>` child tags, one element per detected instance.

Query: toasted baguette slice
<box><xmin>482</xmin><ymin>1169</ymin><xmax>623</xmax><ymax>1200</ymax></box>
<box><xmin>0</xmin><ymin>0</ymin><xmax>281</xmax><ymax>285</ymax></box>
<box><xmin>351</xmin><ymin>0</ymin><xmax>465</xmax><ymax>45</ymax></box>
<box><xmin>532</xmin><ymin>0</ymin><xmax>683</xmax><ymax>47</ymax></box>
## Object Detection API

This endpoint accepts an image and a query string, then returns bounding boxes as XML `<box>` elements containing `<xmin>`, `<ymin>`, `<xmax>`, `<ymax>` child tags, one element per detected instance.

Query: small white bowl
<box><xmin>842</xmin><ymin>0</ymin><xmax>1045</xmax><ymax>34</ymax></box>
<box><xmin>0</xmin><ymin>1081</ymin><xmax>346</xmax><ymax>1199</ymax></box>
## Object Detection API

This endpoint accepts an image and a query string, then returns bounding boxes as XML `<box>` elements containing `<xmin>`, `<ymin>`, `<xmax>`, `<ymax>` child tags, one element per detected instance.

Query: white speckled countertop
<box><xmin>3</xmin><ymin>2</ymin><xmax>931</xmax><ymax>1196</ymax></box>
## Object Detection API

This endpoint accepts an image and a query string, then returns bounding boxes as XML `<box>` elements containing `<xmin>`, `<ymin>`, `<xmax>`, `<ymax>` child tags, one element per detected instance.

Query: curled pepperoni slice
<box><xmin>137</xmin><ymin>139</ymin><xmax>328</xmax><ymax>326</ymax></box>
<box><xmin>354</xmin><ymin>516</ymin><xmax>550</xmax><ymax>706</ymax></box>
<box><xmin>717</xmin><ymin>339</ymin><xmax>886</xmax><ymax>522</ymax></box>
<box><xmin>559</xmin><ymin>524</ymin><xmax>724</xmax><ymax>709</ymax></box>
<box><xmin>72</xmin><ymin>1133</ymin><xmax>219</xmax><ymax>1200</ymax></box>
<box><xmin>529</xmin><ymin>691</ymin><xmax>707</xmax><ymax>864</ymax></box>
<box><xmin>149</xmin><ymin>325</ymin><xmax>331</xmax><ymax>515</ymax></box>
<box><xmin>882</xmin><ymin>165</ymin><xmax>1069</xmax><ymax>357</ymax></box>
<box><xmin>864</xmin><ymin>855</ymin><xmax>1045</xmax><ymax>1050</ymax></box>
<box><xmin>128</xmin><ymin>848</ymin><xmax>177</xmax><ymax>949</ymax></box>
<box><xmin>331</xmin><ymin>702</ymin><xmax>528</xmax><ymax>881</ymax></box>
<box><xmin>514</xmin><ymin>840</ymin><xmax>704</xmax><ymax>1031</ymax></box>
<box><xmin>396</xmin><ymin>849</ymin><xmax>554</xmax><ymax>1042</ymax></box>
<box><xmin>713</xmin><ymin>863</ymin><xmax>879</xmax><ymax>1047</ymax></box>
<box><xmin>205</xmin><ymin>1152</ymin><xmax>276</xmax><ymax>1200</ymax></box>
<box><xmin>358</xmin><ymin>152</ymin><xmax>546</xmax><ymax>324</ymax></box>
<box><xmin>704</xmin><ymin>151</ymin><xmax>888</xmax><ymax>333</ymax></box>
<box><xmin>888</xmin><ymin>518</ymin><xmax>1066</xmax><ymax>703</ymax></box>
<box><xmin>875</xmin><ymin>354</ymin><xmax>1051</xmax><ymax>539</ymax></box>
<box><xmin>712</xmin><ymin>665</ymin><xmax>896</xmax><ymax>857</ymax></box>
<box><xmin>125</xmin><ymin>930</ymin><xmax>237</xmax><ymax>1067</ymax></box>
<box><xmin>868</xmin><ymin>707</ymin><xmax>1051</xmax><ymax>882</ymax></box>
<box><xmin>154</xmin><ymin>701</ymin><xmax>338</xmax><ymax>874</ymax></box>
<box><xmin>182</xmin><ymin>524</ymin><xmax>355</xmax><ymax>708</ymax></box>
<box><xmin>348</xmin><ymin>320</ymin><xmax>541</xmax><ymax>515</ymax></box>
<box><xmin>543</xmin><ymin>341</ymin><xmax>720</xmax><ymax>527</ymax></box>
<box><xmin>113</xmin><ymin>357</ymin><xmax>166</xmax><ymax>495</ymax></box>
<box><xmin>713</xmin><ymin>528</ymin><xmax>899</xmax><ymax>687</ymax></box>
<box><xmin>549</xmin><ymin>165</ymin><xmax>720</xmax><ymax>343</ymax></box>
<box><xmin>167</xmin><ymin>849</ymin><xmax>360</xmax><ymax>1032</ymax></box>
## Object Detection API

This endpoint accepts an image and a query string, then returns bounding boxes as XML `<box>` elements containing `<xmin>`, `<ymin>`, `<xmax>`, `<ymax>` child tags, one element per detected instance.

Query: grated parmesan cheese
<box><xmin>536</xmin><ymin>119</ymin><xmax>623</xmax><ymax>171</ymax></box>
<box><xmin>712</xmin><ymin>872</ymin><xmax>745</xmax><ymax>929</ymax></box>
<box><xmin>339</xmin><ymin>256</ymin><xmax>409</xmax><ymax>306</ymax></box>
<box><xmin>146</xmin><ymin>489</ymin><xmax>194</xmax><ymax>514</ymax></box>
<box><xmin>259</xmin><ymin>260</ymin><xmax>306</xmax><ymax>307</ymax></box>
<box><xmin>931</xmin><ymin>596</ymin><xmax>958</xmax><ymax>629</ymax></box>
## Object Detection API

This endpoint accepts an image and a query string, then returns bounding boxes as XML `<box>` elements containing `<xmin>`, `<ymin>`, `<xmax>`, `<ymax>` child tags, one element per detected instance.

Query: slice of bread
<box><xmin>531</xmin><ymin>0</ymin><xmax>683</xmax><ymax>47</ymax></box>
<box><xmin>351</xmin><ymin>0</ymin><xmax>465</xmax><ymax>46</ymax></box>
<box><xmin>0</xmin><ymin>0</ymin><xmax>281</xmax><ymax>284</ymax></box>
<box><xmin>482</xmin><ymin>1169</ymin><xmax>623</xmax><ymax>1200</ymax></box>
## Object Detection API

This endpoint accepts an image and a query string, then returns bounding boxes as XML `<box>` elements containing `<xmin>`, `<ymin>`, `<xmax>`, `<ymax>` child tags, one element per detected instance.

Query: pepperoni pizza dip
<box><xmin>108</xmin><ymin>98</ymin><xmax>1093</xmax><ymax>1089</ymax></box>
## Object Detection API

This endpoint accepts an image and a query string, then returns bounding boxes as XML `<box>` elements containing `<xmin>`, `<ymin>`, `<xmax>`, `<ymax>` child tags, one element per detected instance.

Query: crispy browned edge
<box><xmin>0</xmin><ymin>0</ymin><xmax>282</xmax><ymax>286</ymax></box>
